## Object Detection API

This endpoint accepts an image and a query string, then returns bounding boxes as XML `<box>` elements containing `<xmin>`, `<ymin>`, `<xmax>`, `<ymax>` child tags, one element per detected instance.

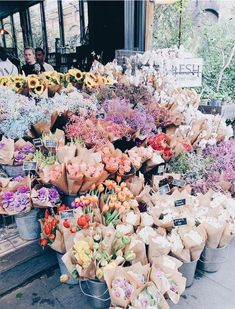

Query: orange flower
<box><xmin>109</xmin><ymin>202</ymin><xmax>115</xmax><ymax>208</ymax></box>
<box><xmin>77</xmin><ymin>215</ymin><xmax>90</xmax><ymax>229</ymax></box>
<box><xmin>115</xmin><ymin>187</ymin><xmax>121</xmax><ymax>193</ymax></box>
<box><xmin>91</xmin><ymin>184</ymin><xmax>96</xmax><ymax>191</ymax></box>
<box><xmin>120</xmin><ymin>182</ymin><xmax>127</xmax><ymax>189</ymax></box>
<box><xmin>98</xmin><ymin>184</ymin><xmax>104</xmax><ymax>193</ymax></box>
<box><xmin>118</xmin><ymin>192</ymin><xmax>126</xmax><ymax>203</ymax></box>
<box><xmin>102</xmin><ymin>204</ymin><xmax>109</xmax><ymax>212</ymax></box>
<box><xmin>114</xmin><ymin>201</ymin><xmax>121</xmax><ymax>209</ymax></box>
<box><xmin>116</xmin><ymin>175</ymin><xmax>122</xmax><ymax>183</ymax></box>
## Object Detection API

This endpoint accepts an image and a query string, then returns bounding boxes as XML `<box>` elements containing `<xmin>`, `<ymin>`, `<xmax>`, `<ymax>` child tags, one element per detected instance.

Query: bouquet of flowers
<box><xmin>31</xmin><ymin>186</ymin><xmax>61</xmax><ymax>208</ymax></box>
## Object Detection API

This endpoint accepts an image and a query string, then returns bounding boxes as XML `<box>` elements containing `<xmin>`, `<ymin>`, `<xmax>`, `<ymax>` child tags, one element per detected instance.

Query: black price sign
<box><xmin>159</xmin><ymin>184</ymin><xmax>170</xmax><ymax>195</ymax></box>
<box><xmin>33</xmin><ymin>138</ymin><xmax>43</xmax><ymax>147</ymax></box>
<box><xmin>23</xmin><ymin>161</ymin><xmax>37</xmax><ymax>171</ymax></box>
<box><xmin>173</xmin><ymin>218</ymin><xmax>187</xmax><ymax>227</ymax></box>
<box><xmin>96</xmin><ymin>113</ymin><xmax>105</xmax><ymax>119</ymax></box>
<box><xmin>60</xmin><ymin>209</ymin><xmax>74</xmax><ymax>220</ymax></box>
<box><xmin>172</xmin><ymin>179</ymin><xmax>186</xmax><ymax>188</ymax></box>
<box><xmin>174</xmin><ymin>199</ymin><xmax>186</xmax><ymax>207</ymax></box>
<box><xmin>45</xmin><ymin>140</ymin><xmax>57</xmax><ymax>148</ymax></box>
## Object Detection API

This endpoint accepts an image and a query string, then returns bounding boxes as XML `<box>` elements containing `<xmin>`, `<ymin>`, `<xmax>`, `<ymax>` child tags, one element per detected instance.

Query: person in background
<box><xmin>22</xmin><ymin>47</ymin><xmax>45</xmax><ymax>76</ymax></box>
<box><xmin>0</xmin><ymin>47</ymin><xmax>18</xmax><ymax>76</ymax></box>
<box><xmin>35</xmin><ymin>47</ymin><xmax>54</xmax><ymax>72</ymax></box>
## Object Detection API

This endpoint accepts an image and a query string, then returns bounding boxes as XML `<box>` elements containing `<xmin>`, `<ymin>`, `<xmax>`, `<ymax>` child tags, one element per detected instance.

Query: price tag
<box><xmin>158</xmin><ymin>165</ymin><xmax>165</xmax><ymax>174</ymax></box>
<box><xmin>159</xmin><ymin>184</ymin><xmax>170</xmax><ymax>195</ymax></box>
<box><xmin>45</xmin><ymin>140</ymin><xmax>57</xmax><ymax>148</ymax></box>
<box><xmin>96</xmin><ymin>113</ymin><xmax>105</xmax><ymax>119</ymax></box>
<box><xmin>33</xmin><ymin>138</ymin><xmax>43</xmax><ymax>147</ymax></box>
<box><xmin>172</xmin><ymin>179</ymin><xmax>186</xmax><ymax>187</ymax></box>
<box><xmin>174</xmin><ymin>198</ymin><xmax>186</xmax><ymax>207</ymax></box>
<box><xmin>60</xmin><ymin>209</ymin><xmax>74</xmax><ymax>220</ymax></box>
<box><xmin>23</xmin><ymin>161</ymin><xmax>37</xmax><ymax>171</ymax></box>
<box><xmin>173</xmin><ymin>218</ymin><xmax>187</xmax><ymax>226</ymax></box>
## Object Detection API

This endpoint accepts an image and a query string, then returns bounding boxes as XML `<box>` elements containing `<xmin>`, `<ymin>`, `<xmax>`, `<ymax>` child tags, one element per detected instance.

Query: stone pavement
<box><xmin>1</xmin><ymin>240</ymin><xmax>235</xmax><ymax>309</ymax></box>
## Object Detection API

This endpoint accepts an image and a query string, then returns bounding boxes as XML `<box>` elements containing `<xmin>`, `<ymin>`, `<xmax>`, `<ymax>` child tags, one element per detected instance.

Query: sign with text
<box><xmin>33</xmin><ymin>138</ymin><xmax>43</xmax><ymax>147</ymax></box>
<box><xmin>45</xmin><ymin>140</ymin><xmax>57</xmax><ymax>148</ymax></box>
<box><xmin>159</xmin><ymin>184</ymin><xmax>171</xmax><ymax>195</ymax></box>
<box><xmin>174</xmin><ymin>199</ymin><xmax>186</xmax><ymax>207</ymax></box>
<box><xmin>173</xmin><ymin>218</ymin><xmax>187</xmax><ymax>227</ymax></box>
<box><xmin>23</xmin><ymin>161</ymin><xmax>37</xmax><ymax>171</ymax></box>
<box><xmin>60</xmin><ymin>209</ymin><xmax>75</xmax><ymax>220</ymax></box>
<box><xmin>172</xmin><ymin>179</ymin><xmax>186</xmax><ymax>188</ymax></box>
<box><xmin>169</xmin><ymin>58</ymin><xmax>203</xmax><ymax>88</ymax></box>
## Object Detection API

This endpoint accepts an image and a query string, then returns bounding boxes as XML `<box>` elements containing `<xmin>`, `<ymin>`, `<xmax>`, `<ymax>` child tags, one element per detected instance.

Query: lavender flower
<box><xmin>37</xmin><ymin>187</ymin><xmax>48</xmax><ymax>202</ymax></box>
<box><xmin>14</xmin><ymin>152</ymin><xmax>26</xmax><ymax>162</ymax></box>
<box><xmin>48</xmin><ymin>188</ymin><xmax>60</xmax><ymax>203</ymax></box>
<box><xmin>14</xmin><ymin>176</ymin><xmax>25</xmax><ymax>182</ymax></box>
<box><xmin>17</xmin><ymin>186</ymin><xmax>30</xmax><ymax>193</ymax></box>
<box><xmin>14</xmin><ymin>193</ymin><xmax>30</xmax><ymax>212</ymax></box>
<box><xmin>20</xmin><ymin>144</ymin><xmax>35</xmax><ymax>154</ymax></box>
<box><xmin>0</xmin><ymin>143</ymin><xmax>5</xmax><ymax>149</ymax></box>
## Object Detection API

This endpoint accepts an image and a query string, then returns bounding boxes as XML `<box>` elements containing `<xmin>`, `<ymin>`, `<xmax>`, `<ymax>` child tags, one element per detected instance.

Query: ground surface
<box><xmin>1</xmin><ymin>239</ymin><xmax>235</xmax><ymax>309</ymax></box>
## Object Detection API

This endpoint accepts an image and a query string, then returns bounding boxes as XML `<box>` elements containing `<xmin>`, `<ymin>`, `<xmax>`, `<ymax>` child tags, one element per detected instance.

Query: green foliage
<box><xmin>153</xmin><ymin>3</ymin><xmax>235</xmax><ymax>100</ymax></box>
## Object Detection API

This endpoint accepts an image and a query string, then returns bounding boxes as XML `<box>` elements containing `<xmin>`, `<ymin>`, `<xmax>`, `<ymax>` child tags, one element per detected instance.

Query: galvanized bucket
<box><xmin>179</xmin><ymin>259</ymin><xmax>198</xmax><ymax>288</ymax></box>
<box><xmin>197</xmin><ymin>245</ymin><xmax>228</xmax><ymax>273</ymax></box>
<box><xmin>1</xmin><ymin>164</ymin><xmax>25</xmax><ymax>178</ymax></box>
<box><xmin>56</xmin><ymin>253</ymin><xmax>79</xmax><ymax>285</ymax></box>
<box><xmin>61</xmin><ymin>194</ymin><xmax>77</xmax><ymax>208</ymax></box>
<box><xmin>79</xmin><ymin>279</ymin><xmax>111</xmax><ymax>309</ymax></box>
<box><xmin>15</xmin><ymin>209</ymin><xmax>40</xmax><ymax>240</ymax></box>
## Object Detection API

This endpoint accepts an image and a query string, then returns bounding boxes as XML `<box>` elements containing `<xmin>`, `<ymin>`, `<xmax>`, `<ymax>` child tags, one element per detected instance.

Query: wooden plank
<box><xmin>145</xmin><ymin>0</ymin><xmax>155</xmax><ymax>50</ymax></box>
<box><xmin>0</xmin><ymin>248</ymin><xmax>57</xmax><ymax>296</ymax></box>
<box><xmin>0</xmin><ymin>240</ymin><xmax>43</xmax><ymax>272</ymax></box>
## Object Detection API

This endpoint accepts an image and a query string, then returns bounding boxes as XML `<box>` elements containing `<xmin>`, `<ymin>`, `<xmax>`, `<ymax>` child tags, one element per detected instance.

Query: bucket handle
<box><xmin>199</xmin><ymin>245</ymin><xmax>230</xmax><ymax>264</ymax></box>
<box><xmin>79</xmin><ymin>280</ymin><xmax>111</xmax><ymax>302</ymax></box>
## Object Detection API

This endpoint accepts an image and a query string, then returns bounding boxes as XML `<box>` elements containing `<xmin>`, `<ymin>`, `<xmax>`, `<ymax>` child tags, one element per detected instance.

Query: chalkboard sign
<box><xmin>172</xmin><ymin>179</ymin><xmax>186</xmax><ymax>188</ymax></box>
<box><xmin>23</xmin><ymin>161</ymin><xmax>37</xmax><ymax>171</ymax></box>
<box><xmin>96</xmin><ymin>113</ymin><xmax>105</xmax><ymax>119</ymax></box>
<box><xmin>45</xmin><ymin>140</ymin><xmax>57</xmax><ymax>148</ymax></box>
<box><xmin>198</xmin><ymin>105</ymin><xmax>221</xmax><ymax>115</ymax></box>
<box><xmin>60</xmin><ymin>209</ymin><xmax>74</xmax><ymax>219</ymax></box>
<box><xmin>33</xmin><ymin>138</ymin><xmax>43</xmax><ymax>147</ymax></box>
<box><xmin>174</xmin><ymin>199</ymin><xmax>186</xmax><ymax>207</ymax></box>
<box><xmin>173</xmin><ymin>218</ymin><xmax>187</xmax><ymax>226</ymax></box>
<box><xmin>159</xmin><ymin>184</ymin><xmax>170</xmax><ymax>195</ymax></box>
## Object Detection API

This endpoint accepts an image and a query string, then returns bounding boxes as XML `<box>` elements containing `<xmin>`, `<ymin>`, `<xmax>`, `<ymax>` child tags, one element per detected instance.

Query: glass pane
<box><xmin>44</xmin><ymin>0</ymin><xmax>60</xmax><ymax>52</ymax></box>
<box><xmin>29</xmin><ymin>4</ymin><xmax>43</xmax><ymax>48</ymax></box>
<box><xmin>62</xmin><ymin>0</ymin><xmax>80</xmax><ymax>48</ymax></box>
<box><xmin>2</xmin><ymin>16</ymin><xmax>13</xmax><ymax>48</ymax></box>
<box><xmin>13</xmin><ymin>13</ymin><xmax>24</xmax><ymax>63</ymax></box>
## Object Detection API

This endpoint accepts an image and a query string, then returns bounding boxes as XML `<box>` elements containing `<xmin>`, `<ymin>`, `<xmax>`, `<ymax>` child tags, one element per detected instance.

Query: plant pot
<box><xmin>15</xmin><ymin>209</ymin><xmax>40</xmax><ymax>240</ymax></box>
<box><xmin>61</xmin><ymin>194</ymin><xmax>77</xmax><ymax>208</ymax></box>
<box><xmin>1</xmin><ymin>164</ymin><xmax>25</xmax><ymax>178</ymax></box>
<box><xmin>56</xmin><ymin>253</ymin><xmax>78</xmax><ymax>285</ymax></box>
<box><xmin>197</xmin><ymin>245</ymin><xmax>228</xmax><ymax>273</ymax></box>
<box><xmin>179</xmin><ymin>259</ymin><xmax>198</xmax><ymax>288</ymax></box>
<box><xmin>79</xmin><ymin>279</ymin><xmax>110</xmax><ymax>309</ymax></box>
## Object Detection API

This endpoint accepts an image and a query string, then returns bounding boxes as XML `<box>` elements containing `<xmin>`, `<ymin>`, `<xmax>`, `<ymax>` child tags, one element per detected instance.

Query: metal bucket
<box><xmin>61</xmin><ymin>194</ymin><xmax>77</xmax><ymax>208</ymax></box>
<box><xmin>79</xmin><ymin>279</ymin><xmax>111</xmax><ymax>309</ymax></box>
<box><xmin>179</xmin><ymin>259</ymin><xmax>198</xmax><ymax>288</ymax></box>
<box><xmin>56</xmin><ymin>253</ymin><xmax>79</xmax><ymax>285</ymax></box>
<box><xmin>1</xmin><ymin>164</ymin><xmax>25</xmax><ymax>178</ymax></box>
<box><xmin>197</xmin><ymin>245</ymin><xmax>228</xmax><ymax>273</ymax></box>
<box><xmin>15</xmin><ymin>209</ymin><xmax>40</xmax><ymax>240</ymax></box>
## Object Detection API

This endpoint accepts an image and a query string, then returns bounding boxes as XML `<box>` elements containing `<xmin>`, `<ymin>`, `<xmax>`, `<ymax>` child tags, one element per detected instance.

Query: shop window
<box><xmin>2</xmin><ymin>16</ymin><xmax>13</xmax><ymax>48</ymax></box>
<box><xmin>13</xmin><ymin>13</ymin><xmax>24</xmax><ymax>62</ymax></box>
<box><xmin>44</xmin><ymin>0</ymin><xmax>60</xmax><ymax>52</ymax></box>
<box><xmin>29</xmin><ymin>4</ymin><xmax>43</xmax><ymax>48</ymax></box>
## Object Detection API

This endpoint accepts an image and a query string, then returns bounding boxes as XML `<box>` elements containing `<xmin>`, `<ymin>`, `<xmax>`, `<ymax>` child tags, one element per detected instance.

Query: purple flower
<box><xmin>37</xmin><ymin>187</ymin><xmax>48</xmax><ymax>202</ymax></box>
<box><xmin>17</xmin><ymin>186</ymin><xmax>30</xmax><ymax>193</ymax></box>
<box><xmin>14</xmin><ymin>152</ymin><xmax>25</xmax><ymax>162</ymax></box>
<box><xmin>48</xmin><ymin>188</ymin><xmax>60</xmax><ymax>203</ymax></box>
<box><xmin>14</xmin><ymin>176</ymin><xmax>25</xmax><ymax>182</ymax></box>
<box><xmin>15</xmin><ymin>193</ymin><xmax>30</xmax><ymax>212</ymax></box>
<box><xmin>20</xmin><ymin>144</ymin><xmax>35</xmax><ymax>154</ymax></box>
<box><xmin>2</xmin><ymin>191</ymin><xmax>14</xmax><ymax>203</ymax></box>
<box><xmin>0</xmin><ymin>143</ymin><xmax>5</xmax><ymax>150</ymax></box>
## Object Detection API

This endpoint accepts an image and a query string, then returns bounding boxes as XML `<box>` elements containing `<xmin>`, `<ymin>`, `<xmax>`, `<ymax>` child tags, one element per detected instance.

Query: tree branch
<box><xmin>216</xmin><ymin>42</ymin><xmax>235</xmax><ymax>92</ymax></box>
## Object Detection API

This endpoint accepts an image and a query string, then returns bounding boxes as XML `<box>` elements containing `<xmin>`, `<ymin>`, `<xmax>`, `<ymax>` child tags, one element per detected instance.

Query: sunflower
<box><xmin>28</xmin><ymin>75</ymin><xmax>40</xmax><ymax>89</ymax></box>
<box><xmin>84</xmin><ymin>77</ymin><xmax>96</xmax><ymax>90</ymax></box>
<box><xmin>14</xmin><ymin>81</ymin><xmax>23</xmax><ymax>91</ymax></box>
<box><xmin>105</xmin><ymin>76</ymin><xmax>113</xmax><ymax>85</ymax></box>
<box><xmin>74</xmin><ymin>69</ymin><xmax>83</xmax><ymax>81</ymax></box>
<box><xmin>34</xmin><ymin>84</ymin><xmax>44</xmax><ymax>95</ymax></box>
<box><xmin>85</xmin><ymin>73</ymin><xmax>97</xmax><ymax>82</ymax></box>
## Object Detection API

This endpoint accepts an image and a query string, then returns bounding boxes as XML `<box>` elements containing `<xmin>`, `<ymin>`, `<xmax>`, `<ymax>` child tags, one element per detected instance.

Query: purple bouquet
<box><xmin>2</xmin><ymin>186</ymin><xmax>31</xmax><ymax>214</ymax></box>
<box><xmin>32</xmin><ymin>186</ymin><xmax>60</xmax><ymax>208</ymax></box>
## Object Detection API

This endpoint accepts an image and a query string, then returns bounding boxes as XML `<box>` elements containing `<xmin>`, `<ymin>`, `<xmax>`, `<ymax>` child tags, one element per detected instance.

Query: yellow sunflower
<box><xmin>74</xmin><ymin>69</ymin><xmax>83</xmax><ymax>81</ymax></box>
<box><xmin>28</xmin><ymin>75</ymin><xmax>40</xmax><ymax>89</ymax></box>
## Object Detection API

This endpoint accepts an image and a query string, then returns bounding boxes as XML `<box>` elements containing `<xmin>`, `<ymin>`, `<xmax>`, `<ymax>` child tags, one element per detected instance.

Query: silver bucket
<box><xmin>56</xmin><ymin>253</ymin><xmax>79</xmax><ymax>285</ymax></box>
<box><xmin>79</xmin><ymin>279</ymin><xmax>111</xmax><ymax>309</ymax></box>
<box><xmin>15</xmin><ymin>209</ymin><xmax>40</xmax><ymax>240</ymax></box>
<box><xmin>197</xmin><ymin>245</ymin><xmax>228</xmax><ymax>273</ymax></box>
<box><xmin>1</xmin><ymin>164</ymin><xmax>25</xmax><ymax>178</ymax></box>
<box><xmin>179</xmin><ymin>259</ymin><xmax>198</xmax><ymax>288</ymax></box>
<box><xmin>61</xmin><ymin>194</ymin><xmax>77</xmax><ymax>208</ymax></box>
